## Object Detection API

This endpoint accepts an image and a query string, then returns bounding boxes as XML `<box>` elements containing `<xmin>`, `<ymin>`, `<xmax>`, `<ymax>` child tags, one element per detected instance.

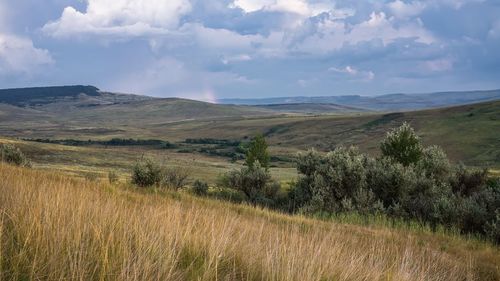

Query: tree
<box><xmin>245</xmin><ymin>134</ymin><xmax>270</xmax><ymax>170</ymax></box>
<box><xmin>380</xmin><ymin>122</ymin><xmax>423</xmax><ymax>166</ymax></box>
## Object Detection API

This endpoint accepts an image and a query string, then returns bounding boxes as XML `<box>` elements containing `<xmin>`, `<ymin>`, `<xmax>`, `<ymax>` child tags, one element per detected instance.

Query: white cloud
<box><xmin>488</xmin><ymin>20</ymin><xmax>500</xmax><ymax>39</ymax></box>
<box><xmin>388</xmin><ymin>0</ymin><xmax>426</xmax><ymax>18</ymax></box>
<box><xmin>109</xmin><ymin>56</ymin><xmax>256</xmax><ymax>100</ymax></box>
<box><xmin>429</xmin><ymin>0</ymin><xmax>485</xmax><ymax>9</ymax></box>
<box><xmin>43</xmin><ymin>0</ymin><xmax>192</xmax><ymax>38</ymax></box>
<box><xmin>422</xmin><ymin>58</ymin><xmax>453</xmax><ymax>72</ymax></box>
<box><xmin>231</xmin><ymin>0</ymin><xmax>334</xmax><ymax>17</ymax></box>
<box><xmin>329</xmin><ymin>65</ymin><xmax>375</xmax><ymax>81</ymax></box>
<box><xmin>290</xmin><ymin>12</ymin><xmax>435</xmax><ymax>54</ymax></box>
<box><xmin>0</xmin><ymin>33</ymin><xmax>53</xmax><ymax>75</ymax></box>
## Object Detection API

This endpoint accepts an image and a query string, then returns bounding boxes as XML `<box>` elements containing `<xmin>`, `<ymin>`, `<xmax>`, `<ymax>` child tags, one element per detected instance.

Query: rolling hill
<box><xmin>219</xmin><ymin>89</ymin><xmax>500</xmax><ymax>111</ymax></box>
<box><xmin>1</xmin><ymin>86</ymin><xmax>499</xmax><ymax>168</ymax></box>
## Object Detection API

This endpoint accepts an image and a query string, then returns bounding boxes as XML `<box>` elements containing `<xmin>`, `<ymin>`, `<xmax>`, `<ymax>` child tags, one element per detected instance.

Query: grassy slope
<box><xmin>0</xmin><ymin>137</ymin><xmax>297</xmax><ymax>185</ymax></box>
<box><xmin>1</xmin><ymin>100</ymin><xmax>498</xmax><ymax>169</ymax></box>
<box><xmin>0</xmin><ymin>164</ymin><xmax>498</xmax><ymax>281</ymax></box>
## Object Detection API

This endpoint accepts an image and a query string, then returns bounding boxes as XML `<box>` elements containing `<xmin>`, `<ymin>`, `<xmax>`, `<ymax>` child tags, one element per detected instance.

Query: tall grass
<box><xmin>0</xmin><ymin>164</ymin><xmax>498</xmax><ymax>280</ymax></box>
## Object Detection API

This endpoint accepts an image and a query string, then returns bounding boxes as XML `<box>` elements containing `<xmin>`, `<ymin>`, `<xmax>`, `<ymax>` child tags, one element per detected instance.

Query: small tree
<box><xmin>246</xmin><ymin>134</ymin><xmax>270</xmax><ymax>170</ymax></box>
<box><xmin>380</xmin><ymin>122</ymin><xmax>423</xmax><ymax>166</ymax></box>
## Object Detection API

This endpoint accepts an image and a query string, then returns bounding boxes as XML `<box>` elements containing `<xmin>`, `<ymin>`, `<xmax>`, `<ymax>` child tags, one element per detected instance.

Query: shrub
<box><xmin>451</xmin><ymin>164</ymin><xmax>488</xmax><ymax>196</ymax></box>
<box><xmin>108</xmin><ymin>171</ymin><xmax>119</xmax><ymax>184</ymax></box>
<box><xmin>221</xmin><ymin>161</ymin><xmax>279</xmax><ymax>206</ymax></box>
<box><xmin>416</xmin><ymin>145</ymin><xmax>452</xmax><ymax>182</ymax></box>
<box><xmin>457</xmin><ymin>181</ymin><xmax>500</xmax><ymax>241</ymax></box>
<box><xmin>290</xmin><ymin>128</ymin><xmax>500</xmax><ymax>242</ymax></box>
<box><xmin>380</xmin><ymin>122</ymin><xmax>423</xmax><ymax>166</ymax></box>
<box><xmin>161</xmin><ymin>167</ymin><xmax>189</xmax><ymax>190</ymax></box>
<box><xmin>484</xmin><ymin>211</ymin><xmax>500</xmax><ymax>244</ymax></box>
<box><xmin>292</xmin><ymin>147</ymin><xmax>370</xmax><ymax>213</ymax></box>
<box><xmin>131</xmin><ymin>159</ymin><xmax>190</xmax><ymax>190</ymax></box>
<box><xmin>192</xmin><ymin>180</ymin><xmax>209</xmax><ymax>196</ymax></box>
<box><xmin>0</xmin><ymin>144</ymin><xmax>31</xmax><ymax>167</ymax></box>
<box><xmin>365</xmin><ymin>157</ymin><xmax>409</xmax><ymax>208</ymax></box>
<box><xmin>84</xmin><ymin>172</ymin><xmax>99</xmax><ymax>182</ymax></box>
<box><xmin>131</xmin><ymin>159</ymin><xmax>163</xmax><ymax>187</ymax></box>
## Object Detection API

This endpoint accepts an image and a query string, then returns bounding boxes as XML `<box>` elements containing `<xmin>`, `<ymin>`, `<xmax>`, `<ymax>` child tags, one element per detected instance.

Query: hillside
<box><xmin>254</xmin><ymin>103</ymin><xmax>366</xmax><ymax>114</ymax></box>
<box><xmin>0</xmin><ymin>86</ymin><xmax>277</xmax><ymax>138</ymax></box>
<box><xmin>0</xmin><ymin>86</ymin><xmax>499</xmax><ymax>168</ymax></box>
<box><xmin>219</xmin><ymin>89</ymin><xmax>500</xmax><ymax>111</ymax></box>
<box><xmin>0</xmin><ymin>164</ymin><xmax>497</xmax><ymax>280</ymax></box>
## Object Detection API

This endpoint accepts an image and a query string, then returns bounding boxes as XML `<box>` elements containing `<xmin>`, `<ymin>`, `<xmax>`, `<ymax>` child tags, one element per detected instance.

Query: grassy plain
<box><xmin>1</xmin><ymin>100</ymin><xmax>498</xmax><ymax>169</ymax></box>
<box><xmin>0</xmin><ymin>164</ymin><xmax>498</xmax><ymax>281</ymax></box>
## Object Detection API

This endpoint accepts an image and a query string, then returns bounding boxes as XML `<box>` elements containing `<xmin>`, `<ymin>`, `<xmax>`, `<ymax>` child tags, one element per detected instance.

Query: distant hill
<box><xmin>218</xmin><ymin>89</ymin><xmax>500</xmax><ymax>112</ymax></box>
<box><xmin>0</xmin><ymin>86</ymin><xmax>277</xmax><ymax>137</ymax></box>
<box><xmin>254</xmin><ymin>103</ymin><xmax>366</xmax><ymax>114</ymax></box>
<box><xmin>0</xmin><ymin>85</ymin><xmax>154</xmax><ymax>108</ymax></box>
<box><xmin>0</xmin><ymin>86</ymin><xmax>101</xmax><ymax>106</ymax></box>
<box><xmin>0</xmin><ymin>84</ymin><xmax>498</xmax><ymax>167</ymax></box>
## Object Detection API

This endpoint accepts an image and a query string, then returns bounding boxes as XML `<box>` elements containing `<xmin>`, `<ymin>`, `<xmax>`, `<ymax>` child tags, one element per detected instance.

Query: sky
<box><xmin>0</xmin><ymin>0</ymin><xmax>499</xmax><ymax>101</ymax></box>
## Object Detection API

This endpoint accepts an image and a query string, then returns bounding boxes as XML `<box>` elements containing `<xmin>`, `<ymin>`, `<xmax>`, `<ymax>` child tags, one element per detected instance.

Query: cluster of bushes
<box><xmin>198</xmin><ymin>148</ymin><xmax>245</xmax><ymax>161</ymax></box>
<box><xmin>218</xmin><ymin>135</ymin><xmax>287</xmax><ymax>207</ymax></box>
<box><xmin>26</xmin><ymin>138</ymin><xmax>176</xmax><ymax>149</ymax></box>
<box><xmin>131</xmin><ymin>159</ymin><xmax>189</xmax><ymax>190</ymax></box>
<box><xmin>185</xmin><ymin>138</ymin><xmax>240</xmax><ymax>146</ymax></box>
<box><xmin>181</xmin><ymin>138</ymin><xmax>248</xmax><ymax>162</ymax></box>
<box><xmin>0</xmin><ymin>144</ymin><xmax>31</xmax><ymax>167</ymax></box>
<box><xmin>287</xmin><ymin>123</ymin><xmax>499</xmax><ymax>243</ymax></box>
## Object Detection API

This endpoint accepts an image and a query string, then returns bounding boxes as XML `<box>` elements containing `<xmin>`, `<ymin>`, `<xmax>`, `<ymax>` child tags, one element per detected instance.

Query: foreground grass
<box><xmin>0</xmin><ymin>164</ymin><xmax>498</xmax><ymax>280</ymax></box>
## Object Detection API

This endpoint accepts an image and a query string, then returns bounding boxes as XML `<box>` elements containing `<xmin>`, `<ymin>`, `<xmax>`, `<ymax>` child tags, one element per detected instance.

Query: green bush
<box><xmin>365</xmin><ymin>157</ymin><xmax>409</xmax><ymax>208</ymax></box>
<box><xmin>451</xmin><ymin>164</ymin><xmax>488</xmax><ymax>196</ymax></box>
<box><xmin>221</xmin><ymin>161</ymin><xmax>279</xmax><ymax>206</ymax></box>
<box><xmin>416</xmin><ymin>145</ymin><xmax>452</xmax><ymax>182</ymax></box>
<box><xmin>291</xmin><ymin>147</ymin><xmax>380</xmax><ymax>214</ymax></box>
<box><xmin>131</xmin><ymin>159</ymin><xmax>163</xmax><ymax>187</ymax></box>
<box><xmin>380</xmin><ymin>122</ymin><xmax>423</xmax><ymax>166</ymax></box>
<box><xmin>289</xmin><ymin>122</ymin><xmax>500</xmax><ymax>243</ymax></box>
<box><xmin>192</xmin><ymin>180</ymin><xmax>209</xmax><ymax>196</ymax></box>
<box><xmin>0</xmin><ymin>144</ymin><xmax>31</xmax><ymax>167</ymax></box>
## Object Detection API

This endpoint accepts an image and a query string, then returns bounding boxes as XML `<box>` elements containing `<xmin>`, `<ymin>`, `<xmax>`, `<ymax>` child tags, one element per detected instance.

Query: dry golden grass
<box><xmin>0</xmin><ymin>164</ymin><xmax>498</xmax><ymax>281</ymax></box>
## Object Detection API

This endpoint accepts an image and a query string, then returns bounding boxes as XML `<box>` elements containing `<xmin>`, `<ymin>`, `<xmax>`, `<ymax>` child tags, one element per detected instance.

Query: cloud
<box><xmin>43</xmin><ymin>0</ymin><xmax>191</xmax><ymax>38</ymax></box>
<box><xmin>489</xmin><ymin>20</ymin><xmax>500</xmax><ymax>39</ymax></box>
<box><xmin>387</xmin><ymin>0</ymin><xmax>426</xmax><ymax>18</ymax></box>
<box><xmin>0</xmin><ymin>33</ymin><xmax>53</xmax><ymax>75</ymax></box>
<box><xmin>0</xmin><ymin>0</ymin><xmax>498</xmax><ymax>97</ymax></box>
<box><xmin>231</xmin><ymin>0</ymin><xmax>334</xmax><ymax>17</ymax></box>
<box><xmin>430</xmin><ymin>0</ymin><xmax>486</xmax><ymax>9</ymax></box>
<box><xmin>287</xmin><ymin>11</ymin><xmax>435</xmax><ymax>55</ymax></box>
<box><xmin>422</xmin><ymin>58</ymin><xmax>453</xmax><ymax>72</ymax></box>
<box><xmin>329</xmin><ymin>65</ymin><xmax>375</xmax><ymax>81</ymax></box>
<box><xmin>108</xmin><ymin>56</ymin><xmax>256</xmax><ymax>100</ymax></box>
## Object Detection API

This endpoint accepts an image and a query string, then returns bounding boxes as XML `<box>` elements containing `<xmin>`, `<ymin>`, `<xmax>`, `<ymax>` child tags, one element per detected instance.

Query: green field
<box><xmin>1</xmin><ymin>100</ymin><xmax>498</xmax><ymax>182</ymax></box>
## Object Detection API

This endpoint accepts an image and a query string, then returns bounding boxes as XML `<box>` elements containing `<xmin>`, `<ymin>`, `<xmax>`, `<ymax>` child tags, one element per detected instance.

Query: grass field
<box><xmin>0</xmin><ymin>137</ymin><xmax>298</xmax><ymax>185</ymax></box>
<box><xmin>1</xmin><ymin>100</ymin><xmax>498</xmax><ymax>170</ymax></box>
<box><xmin>1</xmin><ymin>164</ymin><xmax>498</xmax><ymax>281</ymax></box>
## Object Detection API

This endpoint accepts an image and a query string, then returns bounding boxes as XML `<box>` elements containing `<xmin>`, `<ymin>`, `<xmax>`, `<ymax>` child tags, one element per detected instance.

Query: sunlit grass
<box><xmin>1</xmin><ymin>164</ymin><xmax>498</xmax><ymax>280</ymax></box>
